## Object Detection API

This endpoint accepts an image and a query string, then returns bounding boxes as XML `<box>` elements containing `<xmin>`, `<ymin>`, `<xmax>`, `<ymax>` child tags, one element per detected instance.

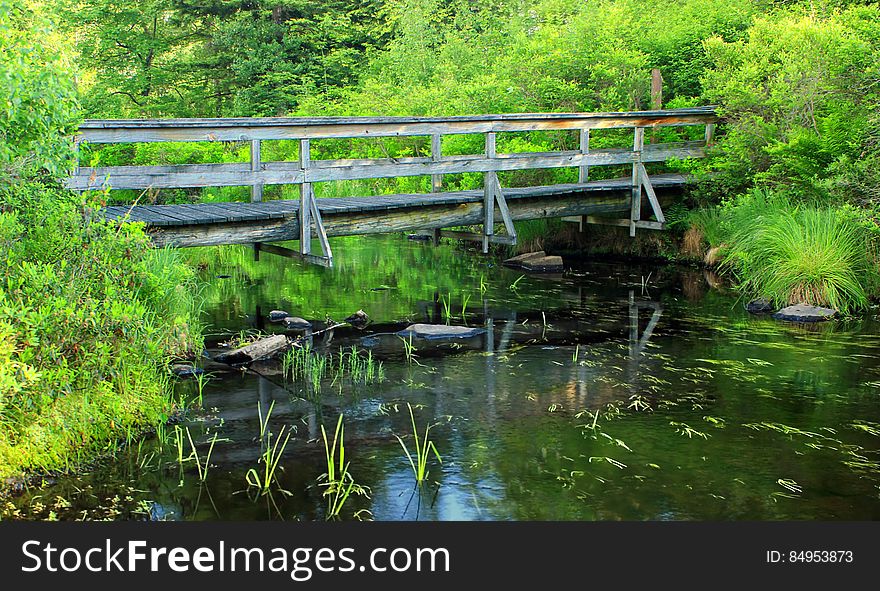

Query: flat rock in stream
<box><xmin>397</xmin><ymin>323</ymin><xmax>486</xmax><ymax>340</ymax></box>
<box><xmin>772</xmin><ymin>304</ymin><xmax>838</xmax><ymax>323</ymax></box>
<box><xmin>213</xmin><ymin>334</ymin><xmax>290</xmax><ymax>365</ymax></box>
<box><xmin>502</xmin><ymin>250</ymin><xmax>564</xmax><ymax>273</ymax></box>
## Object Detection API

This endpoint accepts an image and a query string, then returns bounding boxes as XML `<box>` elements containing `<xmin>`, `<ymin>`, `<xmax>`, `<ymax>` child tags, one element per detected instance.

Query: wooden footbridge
<box><xmin>66</xmin><ymin>107</ymin><xmax>717</xmax><ymax>267</ymax></box>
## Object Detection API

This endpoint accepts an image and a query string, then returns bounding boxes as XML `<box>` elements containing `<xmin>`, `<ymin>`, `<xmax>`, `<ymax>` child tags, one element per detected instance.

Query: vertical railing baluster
<box><xmin>578</xmin><ymin>128</ymin><xmax>590</xmax><ymax>184</ymax></box>
<box><xmin>704</xmin><ymin>123</ymin><xmax>715</xmax><ymax>147</ymax></box>
<box><xmin>431</xmin><ymin>133</ymin><xmax>442</xmax><ymax>246</ymax></box>
<box><xmin>250</xmin><ymin>139</ymin><xmax>262</xmax><ymax>202</ymax></box>
<box><xmin>431</xmin><ymin>134</ymin><xmax>442</xmax><ymax>192</ymax></box>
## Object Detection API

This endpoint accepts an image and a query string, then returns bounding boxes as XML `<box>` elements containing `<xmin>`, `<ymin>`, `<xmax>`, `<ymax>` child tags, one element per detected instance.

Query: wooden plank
<box><xmin>309</xmin><ymin>196</ymin><xmax>333</xmax><ymax>267</ymax></box>
<box><xmin>79</xmin><ymin>107</ymin><xmax>717</xmax><ymax>129</ymax></box>
<box><xmin>494</xmin><ymin>181</ymin><xmax>516</xmax><ymax>243</ymax></box>
<box><xmin>66</xmin><ymin>166</ymin><xmax>305</xmax><ymax>191</ymax></box>
<box><xmin>149</xmin><ymin>191</ymin><xmax>639</xmax><ymax>247</ymax></box>
<box><xmin>127</xmin><ymin>205</ymin><xmax>197</xmax><ymax>226</ymax></box>
<box><xmin>101</xmin><ymin>174</ymin><xmax>689</xmax><ymax>226</ymax></box>
<box><xmin>76</xmin><ymin>108</ymin><xmax>718</xmax><ymax>143</ymax></box>
<box><xmin>67</xmin><ymin>144</ymin><xmax>705</xmax><ymax>191</ymax></box>
<box><xmin>483</xmin><ymin>132</ymin><xmax>496</xmax><ymax>253</ymax></box>
<box><xmin>630</xmin><ymin>127</ymin><xmax>645</xmax><ymax>237</ymax></box>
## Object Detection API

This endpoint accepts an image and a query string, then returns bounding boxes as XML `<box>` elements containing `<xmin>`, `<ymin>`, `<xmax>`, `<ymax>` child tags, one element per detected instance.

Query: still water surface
<box><xmin>8</xmin><ymin>235</ymin><xmax>880</xmax><ymax>520</ymax></box>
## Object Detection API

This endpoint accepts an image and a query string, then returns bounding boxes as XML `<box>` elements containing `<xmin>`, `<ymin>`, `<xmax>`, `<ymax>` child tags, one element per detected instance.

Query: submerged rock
<box><xmin>171</xmin><ymin>364</ymin><xmax>204</xmax><ymax>378</ymax></box>
<box><xmin>268</xmin><ymin>310</ymin><xmax>290</xmax><ymax>322</ymax></box>
<box><xmin>746</xmin><ymin>298</ymin><xmax>774</xmax><ymax>314</ymax></box>
<box><xmin>772</xmin><ymin>304</ymin><xmax>838</xmax><ymax>322</ymax></box>
<box><xmin>398</xmin><ymin>323</ymin><xmax>487</xmax><ymax>340</ymax></box>
<box><xmin>345</xmin><ymin>309</ymin><xmax>370</xmax><ymax>327</ymax></box>
<box><xmin>502</xmin><ymin>250</ymin><xmax>564</xmax><ymax>273</ymax></box>
<box><xmin>282</xmin><ymin>316</ymin><xmax>312</xmax><ymax>330</ymax></box>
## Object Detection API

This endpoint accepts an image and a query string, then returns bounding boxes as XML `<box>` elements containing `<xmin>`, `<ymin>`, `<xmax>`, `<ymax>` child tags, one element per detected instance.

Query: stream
<box><xmin>6</xmin><ymin>234</ymin><xmax>880</xmax><ymax>521</ymax></box>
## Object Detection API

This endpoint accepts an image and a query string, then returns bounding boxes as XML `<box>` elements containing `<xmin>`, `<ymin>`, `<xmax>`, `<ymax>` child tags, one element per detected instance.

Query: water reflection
<box><xmin>6</xmin><ymin>235</ymin><xmax>880</xmax><ymax>521</ymax></box>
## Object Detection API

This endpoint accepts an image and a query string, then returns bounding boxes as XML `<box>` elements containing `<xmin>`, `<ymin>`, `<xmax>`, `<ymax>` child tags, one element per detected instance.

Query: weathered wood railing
<box><xmin>67</xmin><ymin>107</ymin><xmax>717</xmax><ymax>266</ymax></box>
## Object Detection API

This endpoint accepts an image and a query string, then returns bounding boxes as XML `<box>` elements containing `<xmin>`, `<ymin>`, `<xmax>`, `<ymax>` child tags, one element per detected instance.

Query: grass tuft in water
<box><xmin>246</xmin><ymin>401</ymin><xmax>292</xmax><ymax>496</ymax></box>
<box><xmin>395</xmin><ymin>403</ymin><xmax>442</xmax><ymax>485</ymax></box>
<box><xmin>318</xmin><ymin>414</ymin><xmax>370</xmax><ymax>520</ymax></box>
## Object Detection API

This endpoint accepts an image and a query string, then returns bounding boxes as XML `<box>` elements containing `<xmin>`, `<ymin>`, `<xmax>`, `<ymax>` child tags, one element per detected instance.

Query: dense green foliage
<box><xmin>0</xmin><ymin>2</ymin><xmax>202</xmax><ymax>478</ymax></box>
<box><xmin>701</xmin><ymin>5</ymin><xmax>880</xmax><ymax>202</ymax></box>
<box><xmin>65</xmin><ymin>0</ymin><xmax>389</xmax><ymax>117</ymax></box>
<box><xmin>0</xmin><ymin>0</ymin><xmax>79</xmax><ymax>176</ymax></box>
<box><xmin>3</xmin><ymin>0</ymin><xmax>880</xmax><ymax>479</ymax></box>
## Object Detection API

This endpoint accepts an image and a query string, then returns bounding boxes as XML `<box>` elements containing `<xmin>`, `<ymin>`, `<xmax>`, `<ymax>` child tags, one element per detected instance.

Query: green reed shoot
<box><xmin>173</xmin><ymin>425</ymin><xmax>186</xmax><ymax>465</ymax></box>
<box><xmin>395</xmin><ymin>403</ymin><xmax>442</xmax><ymax>484</ymax></box>
<box><xmin>193</xmin><ymin>371</ymin><xmax>210</xmax><ymax>406</ymax></box>
<box><xmin>572</xmin><ymin>344</ymin><xmax>579</xmax><ymax>362</ymax></box>
<box><xmin>479</xmin><ymin>273</ymin><xmax>488</xmax><ymax>296</ymax></box>
<box><xmin>400</xmin><ymin>334</ymin><xmax>417</xmax><ymax>364</ymax></box>
<box><xmin>461</xmin><ymin>292</ymin><xmax>471</xmax><ymax>321</ymax></box>
<box><xmin>185</xmin><ymin>427</ymin><xmax>219</xmax><ymax>483</ymax></box>
<box><xmin>441</xmin><ymin>293</ymin><xmax>452</xmax><ymax>323</ymax></box>
<box><xmin>319</xmin><ymin>414</ymin><xmax>369</xmax><ymax>520</ymax></box>
<box><xmin>245</xmin><ymin>407</ymin><xmax>292</xmax><ymax>495</ymax></box>
<box><xmin>510</xmin><ymin>274</ymin><xmax>526</xmax><ymax>291</ymax></box>
<box><xmin>284</xmin><ymin>344</ymin><xmax>383</xmax><ymax>395</ymax></box>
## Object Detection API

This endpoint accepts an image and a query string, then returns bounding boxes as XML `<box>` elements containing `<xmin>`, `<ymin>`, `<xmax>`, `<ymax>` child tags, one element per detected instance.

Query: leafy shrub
<box><xmin>0</xmin><ymin>182</ymin><xmax>203</xmax><ymax>477</ymax></box>
<box><xmin>0</xmin><ymin>0</ymin><xmax>79</xmax><ymax>177</ymax></box>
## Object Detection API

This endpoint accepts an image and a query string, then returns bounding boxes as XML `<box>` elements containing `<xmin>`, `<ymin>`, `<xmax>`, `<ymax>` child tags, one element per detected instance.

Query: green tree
<box><xmin>0</xmin><ymin>0</ymin><xmax>79</xmax><ymax>177</ymax></box>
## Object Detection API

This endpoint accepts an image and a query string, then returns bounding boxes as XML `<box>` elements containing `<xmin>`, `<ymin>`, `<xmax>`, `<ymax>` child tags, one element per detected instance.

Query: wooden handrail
<box><xmin>67</xmin><ymin>107</ymin><xmax>717</xmax><ymax>193</ymax></box>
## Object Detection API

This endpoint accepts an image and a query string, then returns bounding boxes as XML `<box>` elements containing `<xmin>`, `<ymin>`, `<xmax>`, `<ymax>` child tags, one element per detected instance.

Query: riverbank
<box><xmin>0</xmin><ymin>180</ymin><xmax>204</xmax><ymax>482</ymax></box>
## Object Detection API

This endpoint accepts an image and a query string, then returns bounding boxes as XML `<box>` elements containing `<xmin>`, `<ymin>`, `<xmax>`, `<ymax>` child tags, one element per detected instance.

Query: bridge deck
<box><xmin>103</xmin><ymin>173</ymin><xmax>686</xmax><ymax>228</ymax></box>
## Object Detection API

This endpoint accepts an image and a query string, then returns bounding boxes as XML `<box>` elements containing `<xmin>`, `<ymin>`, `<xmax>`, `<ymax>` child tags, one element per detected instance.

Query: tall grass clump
<box><xmin>721</xmin><ymin>192</ymin><xmax>880</xmax><ymax>313</ymax></box>
<box><xmin>246</xmin><ymin>401</ymin><xmax>292</xmax><ymax>495</ymax></box>
<box><xmin>395</xmin><ymin>403</ymin><xmax>442</xmax><ymax>485</ymax></box>
<box><xmin>318</xmin><ymin>414</ymin><xmax>369</xmax><ymax>520</ymax></box>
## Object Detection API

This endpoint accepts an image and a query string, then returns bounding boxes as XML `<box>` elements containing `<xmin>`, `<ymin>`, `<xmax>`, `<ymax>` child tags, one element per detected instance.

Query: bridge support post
<box><xmin>579</xmin><ymin>128</ymin><xmax>590</xmax><ymax>232</ymax></box>
<box><xmin>483</xmin><ymin>132</ymin><xmax>496</xmax><ymax>253</ymax></box>
<box><xmin>630</xmin><ymin>127</ymin><xmax>645</xmax><ymax>237</ymax></box>
<box><xmin>251</xmin><ymin>139</ymin><xmax>264</xmax><ymax>259</ymax></box>
<box><xmin>297</xmin><ymin>139</ymin><xmax>333</xmax><ymax>267</ymax></box>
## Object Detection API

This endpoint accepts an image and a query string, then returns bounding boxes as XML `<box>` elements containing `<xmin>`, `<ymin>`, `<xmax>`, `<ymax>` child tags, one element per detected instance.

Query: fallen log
<box><xmin>213</xmin><ymin>334</ymin><xmax>290</xmax><ymax>365</ymax></box>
